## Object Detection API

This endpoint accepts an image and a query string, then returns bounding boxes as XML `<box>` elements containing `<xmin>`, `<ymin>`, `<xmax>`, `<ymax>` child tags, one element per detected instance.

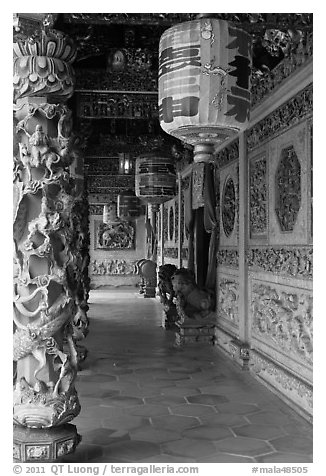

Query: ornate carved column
<box><xmin>13</xmin><ymin>15</ymin><xmax>84</xmax><ymax>462</ymax></box>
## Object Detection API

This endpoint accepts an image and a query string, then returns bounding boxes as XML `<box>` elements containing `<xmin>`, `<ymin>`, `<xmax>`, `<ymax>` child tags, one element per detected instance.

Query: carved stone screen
<box><xmin>95</xmin><ymin>219</ymin><xmax>135</xmax><ymax>250</ymax></box>
<box><xmin>250</xmin><ymin>156</ymin><xmax>267</xmax><ymax>237</ymax></box>
<box><xmin>222</xmin><ymin>177</ymin><xmax>236</xmax><ymax>237</ymax></box>
<box><xmin>275</xmin><ymin>146</ymin><xmax>301</xmax><ymax>232</ymax></box>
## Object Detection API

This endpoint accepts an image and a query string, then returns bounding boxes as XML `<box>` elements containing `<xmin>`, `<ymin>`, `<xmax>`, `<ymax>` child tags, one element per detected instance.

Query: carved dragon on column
<box><xmin>13</xmin><ymin>22</ymin><xmax>88</xmax><ymax>432</ymax></box>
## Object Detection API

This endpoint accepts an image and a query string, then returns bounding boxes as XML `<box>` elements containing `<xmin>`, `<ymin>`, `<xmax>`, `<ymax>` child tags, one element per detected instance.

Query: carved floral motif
<box><xmin>250</xmin><ymin>157</ymin><xmax>267</xmax><ymax>235</ymax></box>
<box><xmin>222</xmin><ymin>177</ymin><xmax>236</xmax><ymax>237</ymax></box>
<box><xmin>215</xmin><ymin>140</ymin><xmax>239</xmax><ymax>169</ymax></box>
<box><xmin>91</xmin><ymin>259</ymin><xmax>137</xmax><ymax>275</ymax></box>
<box><xmin>217</xmin><ymin>249</ymin><xmax>239</xmax><ymax>268</ymax></box>
<box><xmin>275</xmin><ymin>146</ymin><xmax>301</xmax><ymax>232</ymax></box>
<box><xmin>247</xmin><ymin>247</ymin><xmax>312</xmax><ymax>279</ymax></box>
<box><xmin>95</xmin><ymin>220</ymin><xmax>135</xmax><ymax>250</ymax></box>
<box><xmin>251</xmin><ymin>283</ymin><xmax>313</xmax><ymax>365</ymax></box>
<box><xmin>218</xmin><ymin>278</ymin><xmax>239</xmax><ymax>324</ymax></box>
<box><xmin>247</xmin><ymin>85</ymin><xmax>312</xmax><ymax>150</ymax></box>
<box><xmin>77</xmin><ymin>92</ymin><xmax>158</xmax><ymax>119</ymax></box>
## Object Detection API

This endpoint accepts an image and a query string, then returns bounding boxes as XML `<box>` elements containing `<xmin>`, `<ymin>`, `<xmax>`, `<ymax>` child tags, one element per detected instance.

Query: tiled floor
<box><xmin>63</xmin><ymin>288</ymin><xmax>313</xmax><ymax>463</ymax></box>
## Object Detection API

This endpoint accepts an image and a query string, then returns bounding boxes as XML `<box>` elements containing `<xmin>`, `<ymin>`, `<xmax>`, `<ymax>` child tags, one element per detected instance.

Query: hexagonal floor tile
<box><xmin>151</xmin><ymin>415</ymin><xmax>199</xmax><ymax>432</ymax></box>
<box><xmin>233</xmin><ymin>424</ymin><xmax>286</xmax><ymax>440</ymax></box>
<box><xmin>102</xmin><ymin>396</ymin><xmax>144</xmax><ymax>407</ymax></box>
<box><xmin>161</xmin><ymin>437</ymin><xmax>218</xmax><ymax>459</ymax></box>
<box><xmin>270</xmin><ymin>435</ymin><xmax>313</xmax><ymax>454</ymax></box>
<box><xmin>256</xmin><ymin>452</ymin><xmax>313</xmax><ymax>463</ymax></box>
<box><xmin>101</xmin><ymin>415</ymin><xmax>150</xmax><ymax>430</ymax></box>
<box><xmin>102</xmin><ymin>440</ymin><xmax>161</xmax><ymax>462</ymax></box>
<box><xmin>215</xmin><ymin>402</ymin><xmax>259</xmax><ymax>414</ymax></box>
<box><xmin>124</xmin><ymin>404</ymin><xmax>170</xmax><ymax>417</ymax></box>
<box><xmin>129</xmin><ymin>427</ymin><xmax>182</xmax><ymax>443</ymax></box>
<box><xmin>139</xmin><ymin>454</ymin><xmax>197</xmax><ymax>463</ymax></box>
<box><xmin>145</xmin><ymin>395</ymin><xmax>187</xmax><ymax>406</ymax></box>
<box><xmin>160</xmin><ymin>386</ymin><xmax>201</xmax><ymax>396</ymax></box>
<box><xmin>182</xmin><ymin>424</ymin><xmax>232</xmax><ymax>441</ymax></box>
<box><xmin>247</xmin><ymin>411</ymin><xmax>299</xmax><ymax>426</ymax></box>
<box><xmin>199</xmin><ymin>413</ymin><xmax>247</xmax><ymax>427</ymax></box>
<box><xmin>187</xmin><ymin>394</ymin><xmax>229</xmax><ymax>405</ymax></box>
<box><xmin>197</xmin><ymin>453</ymin><xmax>254</xmax><ymax>463</ymax></box>
<box><xmin>171</xmin><ymin>404</ymin><xmax>217</xmax><ymax>417</ymax></box>
<box><xmin>213</xmin><ymin>436</ymin><xmax>273</xmax><ymax>456</ymax></box>
<box><xmin>82</xmin><ymin>428</ymin><xmax>130</xmax><ymax>445</ymax></box>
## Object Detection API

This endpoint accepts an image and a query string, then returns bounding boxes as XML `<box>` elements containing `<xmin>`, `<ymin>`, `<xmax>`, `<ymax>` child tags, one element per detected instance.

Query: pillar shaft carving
<box><xmin>13</xmin><ymin>25</ymin><xmax>84</xmax><ymax>430</ymax></box>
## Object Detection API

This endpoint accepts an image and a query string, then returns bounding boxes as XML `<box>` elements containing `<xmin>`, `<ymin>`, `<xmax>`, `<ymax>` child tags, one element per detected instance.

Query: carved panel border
<box><xmin>251</xmin><ymin>281</ymin><xmax>313</xmax><ymax>367</ymax></box>
<box><xmin>249</xmin><ymin>154</ymin><xmax>268</xmax><ymax>238</ymax></box>
<box><xmin>217</xmin><ymin>249</ymin><xmax>239</xmax><ymax>268</ymax></box>
<box><xmin>217</xmin><ymin>277</ymin><xmax>240</xmax><ymax>327</ymax></box>
<box><xmin>90</xmin><ymin>259</ymin><xmax>137</xmax><ymax>275</ymax></box>
<box><xmin>247</xmin><ymin>85</ymin><xmax>312</xmax><ymax>151</ymax></box>
<box><xmin>247</xmin><ymin>247</ymin><xmax>312</xmax><ymax>280</ymax></box>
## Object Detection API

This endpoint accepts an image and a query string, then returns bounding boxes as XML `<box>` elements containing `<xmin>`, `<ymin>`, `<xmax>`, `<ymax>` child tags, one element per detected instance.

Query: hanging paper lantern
<box><xmin>135</xmin><ymin>152</ymin><xmax>176</xmax><ymax>208</ymax></box>
<box><xmin>117</xmin><ymin>190</ymin><xmax>142</xmax><ymax>220</ymax></box>
<box><xmin>158</xmin><ymin>18</ymin><xmax>251</xmax><ymax>162</ymax></box>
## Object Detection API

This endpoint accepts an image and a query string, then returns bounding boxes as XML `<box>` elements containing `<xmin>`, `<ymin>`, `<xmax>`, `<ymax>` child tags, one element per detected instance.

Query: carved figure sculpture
<box><xmin>171</xmin><ymin>268</ymin><xmax>215</xmax><ymax>325</ymax></box>
<box><xmin>157</xmin><ymin>264</ymin><xmax>178</xmax><ymax>328</ymax></box>
<box><xmin>171</xmin><ymin>268</ymin><xmax>216</xmax><ymax>346</ymax></box>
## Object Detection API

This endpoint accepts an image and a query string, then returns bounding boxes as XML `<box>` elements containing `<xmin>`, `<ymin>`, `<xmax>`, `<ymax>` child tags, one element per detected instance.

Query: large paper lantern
<box><xmin>117</xmin><ymin>190</ymin><xmax>142</xmax><ymax>220</ymax></box>
<box><xmin>135</xmin><ymin>152</ymin><xmax>176</xmax><ymax>209</ymax></box>
<box><xmin>158</xmin><ymin>18</ymin><xmax>251</xmax><ymax>162</ymax></box>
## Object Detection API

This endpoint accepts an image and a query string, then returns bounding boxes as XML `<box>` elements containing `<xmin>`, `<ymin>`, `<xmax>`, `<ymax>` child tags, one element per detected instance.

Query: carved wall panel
<box><xmin>215</xmin><ymin>139</ymin><xmax>239</xmax><ymax>169</ymax></box>
<box><xmin>247</xmin><ymin>85</ymin><xmax>312</xmax><ymax>151</ymax></box>
<box><xmin>249</xmin><ymin>154</ymin><xmax>268</xmax><ymax>238</ymax></box>
<box><xmin>217</xmin><ymin>249</ymin><xmax>239</xmax><ymax>268</ymax></box>
<box><xmin>275</xmin><ymin>146</ymin><xmax>301</xmax><ymax>232</ymax></box>
<box><xmin>94</xmin><ymin>219</ymin><xmax>135</xmax><ymax>250</ymax></box>
<box><xmin>251</xmin><ymin>281</ymin><xmax>313</xmax><ymax>368</ymax></box>
<box><xmin>91</xmin><ymin>259</ymin><xmax>137</xmax><ymax>275</ymax></box>
<box><xmin>77</xmin><ymin>92</ymin><xmax>158</xmax><ymax>120</ymax></box>
<box><xmin>268</xmin><ymin>122</ymin><xmax>309</xmax><ymax>245</ymax></box>
<box><xmin>218</xmin><ymin>162</ymin><xmax>239</xmax><ymax>247</ymax></box>
<box><xmin>217</xmin><ymin>277</ymin><xmax>239</xmax><ymax>327</ymax></box>
<box><xmin>247</xmin><ymin>247</ymin><xmax>312</xmax><ymax>280</ymax></box>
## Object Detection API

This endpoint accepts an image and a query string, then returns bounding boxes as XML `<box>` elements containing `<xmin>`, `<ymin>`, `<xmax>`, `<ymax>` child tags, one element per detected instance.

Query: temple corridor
<box><xmin>62</xmin><ymin>289</ymin><xmax>313</xmax><ymax>464</ymax></box>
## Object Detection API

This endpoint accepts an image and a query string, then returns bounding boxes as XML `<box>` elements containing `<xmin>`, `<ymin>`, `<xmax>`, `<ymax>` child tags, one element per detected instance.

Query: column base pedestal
<box><xmin>13</xmin><ymin>423</ymin><xmax>81</xmax><ymax>462</ymax></box>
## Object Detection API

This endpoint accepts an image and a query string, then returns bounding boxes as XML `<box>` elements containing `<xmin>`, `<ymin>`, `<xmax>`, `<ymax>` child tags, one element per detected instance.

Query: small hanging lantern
<box><xmin>135</xmin><ymin>151</ymin><xmax>176</xmax><ymax>209</ymax></box>
<box><xmin>158</xmin><ymin>17</ymin><xmax>252</xmax><ymax>162</ymax></box>
<box><xmin>103</xmin><ymin>202</ymin><xmax>119</xmax><ymax>224</ymax></box>
<box><xmin>117</xmin><ymin>190</ymin><xmax>142</xmax><ymax>220</ymax></box>
<box><xmin>118</xmin><ymin>153</ymin><xmax>132</xmax><ymax>174</ymax></box>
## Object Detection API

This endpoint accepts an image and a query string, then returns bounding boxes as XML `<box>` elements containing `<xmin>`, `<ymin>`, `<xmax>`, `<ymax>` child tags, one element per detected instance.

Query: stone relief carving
<box><xmin>250</xmin><ymin>157</ymin><xmax>267</xmax><ymax>236</ymax></box>
<box><xmin>78</xmin><ymin>92</ymin><xmax>158</xmax><ymax>120</ymax></box>
<box><xmin>163</xmin><ymin>247</ymin><xmax>178</xmax><ymax>259</ymax></box>
<box><xmin>251</xmin><ymin>30</ymin><xmax>312</xmax><ymax>108</ymax></box>
<box><xmin>192</xmin><ymin>163</ymin><xmax>206</xmax><ymax>209</ymax></box>
<box><xmin>222</xmin><ymin>177</ymin><xmax>236</xmax><ymax>237</ymax></box>
<box><xmin>91</xmin><ymin>259</ymin><xmax>137</xmax><ymax>275</ymax></box>
<box><xmin>247</xmin><ymin>85</ymin><xmax>312</xmax><ymax>151</ymax></box>
<box><xmin>250</xmin><ymin>352</ymin><xmax>313</xmax><ymax>410</ymax></box>
<box><xmin>247</xmin><ymin>247</ymin><xmax>312</xmax><ymax>279</ymax></box>
<box><xmin>13</xmin><ymin>113</ymin><xmax>83</xmax><ymax>428</ymax></box>
<box><xmin>217</xmin><ymin>249</ymin><xmax>239</xmax><ymax>268</ymax></box>
<box><xmin>215</xmin><ymin>139</ymin><xmax>239</xmax><ymax>169</ymax></box>
<box><xmin>251</xmin><ymin>283</ymin><xmax>313</xmax><ymax>365</ymax></box>
<box><xmin>217</xmin><ymin>278</ymin><xmax>239</xmax><ymax>324</ymax></box>
<box><xmin>95</xmin><ymin>220</ymin><xmax>135</xmax><ymax>250</ymax></box>
<box><xmin>275</xmin><ymin>146</ymin><xmax>301</xmax><ymax>232</ymax></box>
